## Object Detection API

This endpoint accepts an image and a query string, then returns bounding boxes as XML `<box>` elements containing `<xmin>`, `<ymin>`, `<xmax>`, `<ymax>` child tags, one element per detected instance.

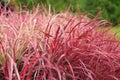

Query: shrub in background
<box><xmin>0</xmin><ymin>7</ymin><xmax>120</xmax><ymax>80</ymax></box>
<box><xmin>83</xmin><ymin>0</ymin><xmax>120</xmax><ymax>25</ymax></box>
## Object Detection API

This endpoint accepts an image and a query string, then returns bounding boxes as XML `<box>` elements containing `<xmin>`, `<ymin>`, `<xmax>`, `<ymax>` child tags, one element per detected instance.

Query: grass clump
<box><xmin>0</xmin><ymin>7</ymin><xmax>120</xmax><ymax>80</ymax></box>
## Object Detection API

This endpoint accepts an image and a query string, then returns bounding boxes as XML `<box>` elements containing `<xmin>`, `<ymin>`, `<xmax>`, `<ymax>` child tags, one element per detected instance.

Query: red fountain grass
<box><xmin>0</xmin><ymin>8</ymin><xmax>120</xmax><ymax>80</ymax></box>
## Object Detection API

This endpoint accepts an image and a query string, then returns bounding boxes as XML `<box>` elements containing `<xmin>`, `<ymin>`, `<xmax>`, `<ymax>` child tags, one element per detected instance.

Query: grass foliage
<box><xmin>0</xmin><ymin>7</ymin><xmax>120</xmax><ymax>80</ymax></box>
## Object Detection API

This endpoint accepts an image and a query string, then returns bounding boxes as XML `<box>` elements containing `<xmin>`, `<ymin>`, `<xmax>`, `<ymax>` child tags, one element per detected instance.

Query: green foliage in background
<box><xmin>14</xmin><ymin>0</ymin><xmax>84</xmax><ymax>12</ymax></box>
<box><xmin>83</xmin><ymin>0</ymin><xmax>120</xmax><ymax>25</ymax></box>
<box><xmin>41</xmin><ymin>0</ymin><xmax>85</xmax><ymax>12</ymax></box>
<box><xmin>14</xmin><ymin>0</ymin><xmax>40</xmax><ymax>10</ymax></box>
